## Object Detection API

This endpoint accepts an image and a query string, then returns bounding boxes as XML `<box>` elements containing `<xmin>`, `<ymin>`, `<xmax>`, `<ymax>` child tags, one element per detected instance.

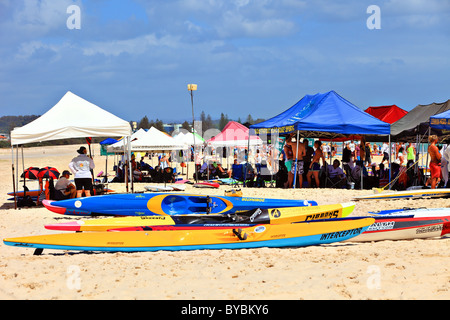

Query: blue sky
<box><xmin>0</xmin><ymin>0</ymin><xmax>449</xmax><ymax>123</ymax></box>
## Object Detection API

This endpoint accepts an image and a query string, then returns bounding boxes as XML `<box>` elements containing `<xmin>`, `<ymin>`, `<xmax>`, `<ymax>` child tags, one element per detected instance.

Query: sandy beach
<box><xmin>0</xmin><ymin>144</ymin><xmax>449</xmax><ymax>300</ymax></box>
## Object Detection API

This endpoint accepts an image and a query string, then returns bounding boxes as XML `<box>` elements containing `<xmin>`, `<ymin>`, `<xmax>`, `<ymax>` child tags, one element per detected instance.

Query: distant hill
<box><xmin>0</xmin><ymin>115</ymin><xmax>40</xmax><ymax>134</ymax></box>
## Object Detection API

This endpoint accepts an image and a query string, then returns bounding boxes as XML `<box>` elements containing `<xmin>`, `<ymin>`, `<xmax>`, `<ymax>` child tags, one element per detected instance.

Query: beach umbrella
<box><xmin>38</xmin><ymin>167</ymin><xmax>60</xmax><ymax>180</ymax></box>
<box><xmin>21</xmin><ymin>167</ymin><xmax>40</xmax><ymax>180</ymax></box>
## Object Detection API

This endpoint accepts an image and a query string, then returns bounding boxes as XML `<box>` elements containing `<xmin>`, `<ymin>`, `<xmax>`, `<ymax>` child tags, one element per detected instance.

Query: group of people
<box><xmin>283</xmin><ymin>133</ymin><xmax>328</xmax><ymax>188</ymax></box>
<box><xmin>50</xmin><ymin>135</ymin><xmax>448</xmax><ymax>200</ymax></box>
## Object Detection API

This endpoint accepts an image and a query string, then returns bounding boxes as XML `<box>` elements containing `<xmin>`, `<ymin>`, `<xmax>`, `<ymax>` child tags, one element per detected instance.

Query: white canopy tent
<box><xmin>176</xmin><ymin>131</ymin><xmax>205</xmax><ymax>146</ymax></box>
<box><xmin>108</xmin><ymin>127</ymin><xmax>187</xmax><ymax>152</ymax></box>
<box><xmin>10</xmin><ymin>91</ymin><xmax>132</xmax><ymax>206</ymax></box>
<box><xmin>11</xmin><ymin>91</ymin><xmax>131</xmax><ymax>145</ymax></box>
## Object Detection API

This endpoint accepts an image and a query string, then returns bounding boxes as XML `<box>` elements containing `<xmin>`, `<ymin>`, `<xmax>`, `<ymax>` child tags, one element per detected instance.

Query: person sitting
<box><xmin>54</xmin><ymin>170</ymin><xmax>77</xmax><ymax>200</ymax></box>
<box><xmin>214</xmin><ymin>162</ymin><xmax>232</xmax><ymax>178</ymax></box>
<box><xmin>131</xmin><ymin>154</ymin><xmax>144</xmax><ymax>182</ymax></box>
<box><xmin>328</xmin><ymin>159</ymin><xmax>346</xmax><ymax>188</ymax></box>
<box><xmin>139</xmin><ymin>157</ymin><xmax>152</xmax><ymax>172</ymax></box>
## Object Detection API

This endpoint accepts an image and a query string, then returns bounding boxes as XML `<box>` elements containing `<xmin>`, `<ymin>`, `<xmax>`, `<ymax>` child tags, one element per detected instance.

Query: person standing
<box><xmin>307</xmin><ymin>141</ymin><xmax>326</xmax><ymax>188</ymax></box>
<box><xmin>285</xmin><ymin>133</ymin><xmax>306</xmax><ymax>188</ymax></box>
<box><xmin>406</xmin><ymin>143</ymin><xmax>416</xmax><ymax>168</ymax></box>
<box><xmin>69</xmin><ymin>146</ymin><xmax>95</xmax><ymax>198</ymax></box>
<box><xmin>427</xmin><ymin>135</ymin><xmax>441</xmax><ymax>189</ymax></box>
<box><xmin>380</xmin><ymin>142</ymin><xmax>390</xmax><ymax>165</ymax></box>
<box><xmin>364</xmin><ymin>142</ymin><xmax>372</xmax><ymax>166</ymax></box>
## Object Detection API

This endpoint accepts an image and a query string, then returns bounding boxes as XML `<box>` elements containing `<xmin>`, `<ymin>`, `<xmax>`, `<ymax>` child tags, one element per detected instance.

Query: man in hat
<box><xmin>69</xmin><ymin>146</ymin><xmax>95</xmax><ymax>197</ymax></box>
<box><xmin>54</xmin><ymin>170</ymin><xmax>76</xmax><ymax>199</ymax></box>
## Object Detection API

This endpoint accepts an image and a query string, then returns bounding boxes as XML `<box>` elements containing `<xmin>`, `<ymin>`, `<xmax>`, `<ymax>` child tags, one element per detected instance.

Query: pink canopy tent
<box><xmin>206</xmin><ymin>121</ymin><xmax>263</xmax><ymax>147</ymax></box>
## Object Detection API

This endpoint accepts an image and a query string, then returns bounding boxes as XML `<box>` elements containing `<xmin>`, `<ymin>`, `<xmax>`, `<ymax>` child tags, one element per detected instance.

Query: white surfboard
<box><xmin>353</xmin><ymin>188</ymin><xmax>450</xmax><ymax>201</ymax></box>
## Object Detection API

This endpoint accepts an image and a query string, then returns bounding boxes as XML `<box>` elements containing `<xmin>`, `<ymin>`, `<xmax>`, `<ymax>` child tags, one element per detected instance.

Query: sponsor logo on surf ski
<box><xmin>140</xmin><ymin>216</ymin><xmax>167</xmax><ymax>220</ymax></box>
<box><xmin>74</xmin><ymin>200</ymin><xmax>82</xmax><ymax>208</ymax></box>
<box><xmin>270</xmin><ymin>209</ymin><xmax>281</xmax><ymax>218</ymax></box>
<box><xmin>305</xmin><ymin>210</ymin><xmax>339</xmax><ymax>221</ymax></box>
<box><xmin>416</xmin><ymin>225</ymin><xmax>443</xmax><ymax>234</ymax></box>
<box><xmin>320</xmin><ymin>228</ymin><xmax>363</xmax><ymax>241</ymax></box>
<box><xmin>367</xmin><ymin>221</ymin><xmax>395</xmax><ymax>231</ymax></box>
<box><xmin>241</xmin><ymin>197</ymin><xmax>265</xmax><ymax>202</ymax></box>
<box><xmin>254</xmin><ymin>226</ymin><xmax>266</xmax><ymax>233</ymax></box>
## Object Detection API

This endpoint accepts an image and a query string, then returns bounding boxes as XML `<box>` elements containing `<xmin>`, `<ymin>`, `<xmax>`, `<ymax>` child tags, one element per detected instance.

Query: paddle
<box><xmin>86</xmin><ymin>137</ymin><xmax>95</xmax><ymax>185</ymax></box>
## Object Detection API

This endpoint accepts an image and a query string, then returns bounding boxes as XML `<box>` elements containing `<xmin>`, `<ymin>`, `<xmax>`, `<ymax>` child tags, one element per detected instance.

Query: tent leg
<box><xmin>16</xmin><ymin>145</ymin><xmax>19</xmax><ymax>201</ymax></box>
<box><xmin>244</xmin><ymin>132</ymin><xmax>251</xmax><ymax>188</ymax></box>
<box><xmin>388</xmin><ymin>135</ymin><xmax>391</xmax><ymax>190</ymax></box>
<box><xmin>128</xmin><ymin>136</ymin><xmax>133</xmax><ymax>193</ymax></box>
<box><xmin>292</xmin><ymin>130</ymin><xmax>300</xmax><ymax>189</ymax></box>
<box><xmin>11</xmin><ymin>145</ymin><xmax>17</xmax><ymax>210</ymax></box>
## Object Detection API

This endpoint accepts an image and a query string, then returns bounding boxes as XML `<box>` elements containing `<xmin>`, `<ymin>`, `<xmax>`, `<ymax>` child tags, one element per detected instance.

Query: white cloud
<box><xmin>82</xmin><ymin>33</ymin><xmax>181</xmax><ymax>56</ymax></box>
<box><xmin>218</xmin><ymin>11</ymin><xmax>296</xmax><ymax>38</ymax></box>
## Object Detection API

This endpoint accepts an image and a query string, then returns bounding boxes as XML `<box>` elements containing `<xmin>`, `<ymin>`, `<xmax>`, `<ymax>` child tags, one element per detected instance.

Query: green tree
<box><xmin>181</xmin><ymin>120</ymin><xmax>191</xmax><ymax>131</ymax></box>
<box><xmin>246</xmin><ymin>114</ymin><xmax>254</xmax><ymax>125</ymax></box>
<box><xmin>138</xmin><ymin>116</ymin><xmax>151</xmax><ymax>129</ymax></box>
<box><xmin>219</xmin><ymin>113</ymin><xmax>229</xmax><ymax>130</ymax></box>
<box><xmin>154</xmin><ymin>119</ymin><xmax>165</xmax><ymax>132</ymax></box>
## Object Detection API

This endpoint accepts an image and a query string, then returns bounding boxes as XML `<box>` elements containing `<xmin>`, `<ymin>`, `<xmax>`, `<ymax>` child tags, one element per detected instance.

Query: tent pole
<box><xmin>21</xmin><ymin>145</ymin><xmax>26</xmax><ymax>193</ymax></box>
<box><xmin>388</xmin><ymin>135</ymin><xmax>391</xmax><ymax>190</ymax></box>
<box><xmin>123</xmin><ymin>139</ymin><xmax>128</xmax><ymax>193</ymax></box>
<box><xmin>128</xmin><ymin>136</ymin><xmax>133</xmax><ymax>193</ymax></box>
<box><xmin>425</xmin><ymin>126</ymin><xmax>431</xmax><ymax>185</ymax></box>
<box><xmin>11</xmin><ymin>144</ymin><xmax>17</xmax><ymax>210</ymax></box>
<box><xmin>16</xmin><ymin>145</ymin><xmax>19</xmax><ymax>200</ymax></box>
<box><xmin>293</xmin><ymin>130</ymin><xmax>300</xmax><ymax>189</ymax></box>
<box><xmin>244</xmin><ymin>131</ymin><xmax>251</xmax><ymax>187</ymax></box>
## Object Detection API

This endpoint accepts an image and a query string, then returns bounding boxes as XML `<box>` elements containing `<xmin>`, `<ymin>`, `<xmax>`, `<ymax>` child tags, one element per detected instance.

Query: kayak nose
<box><xmin>42</xmin><ymin>200</ymin><xmax>67</xmax><ymax>215</ymax></box>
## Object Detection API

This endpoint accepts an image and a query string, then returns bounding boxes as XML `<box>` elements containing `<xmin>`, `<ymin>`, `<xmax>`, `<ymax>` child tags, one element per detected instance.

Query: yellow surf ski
<box><xmin>4</xmin><ymin>217</ymin><xmax>374</xmax><ymax>254</ymax></box>
<box><xmin>44</xmin><ymin>203</ymin><xmax>355</xmax><ymax>232</ymax></box>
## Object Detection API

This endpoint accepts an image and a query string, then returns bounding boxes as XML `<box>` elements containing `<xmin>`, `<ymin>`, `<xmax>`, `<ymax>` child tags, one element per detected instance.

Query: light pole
<box><xmin>188</xmin><ymin>84</ymin><xmax>198</xmax><ymax>182</ymax></box>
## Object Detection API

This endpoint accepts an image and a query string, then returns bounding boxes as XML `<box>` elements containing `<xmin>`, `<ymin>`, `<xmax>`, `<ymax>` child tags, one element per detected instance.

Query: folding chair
<box><xmin>343</xmin><ymin>163</ymin><xmax>359</xmax><ymax>189</ymax></box>
<box><xmin>231</xmin><ymin>164</ymin><xmax>245</xmax><ymax>188</ymax></box>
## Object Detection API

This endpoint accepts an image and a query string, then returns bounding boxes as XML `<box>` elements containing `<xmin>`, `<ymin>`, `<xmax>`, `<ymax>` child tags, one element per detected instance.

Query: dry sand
<box><xmin>0</xmin><ymin>145</ymin><xmax>449</xmax><ymax>300</ymax></box>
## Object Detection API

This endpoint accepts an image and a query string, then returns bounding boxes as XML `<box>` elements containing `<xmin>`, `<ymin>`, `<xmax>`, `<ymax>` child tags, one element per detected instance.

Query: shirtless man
<box><xmin>428</xmin><ymin>135</ymin><xmax>441</xmax><ymax>189</ymax></box>
<box><xmin>307</xmin><ymin>141</ymin><xmax>326</xmax><ymax>188</ymax></box>
<box><xmin>285</xmin><ymin>133</ymin><xmax>306</xmax><ymax>188</ymax></box>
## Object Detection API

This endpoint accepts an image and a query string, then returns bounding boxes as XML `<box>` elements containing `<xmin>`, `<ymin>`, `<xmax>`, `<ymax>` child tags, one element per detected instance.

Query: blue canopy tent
<box><xmin>250</xmin><ymin>91</ymin><xmax>391</xmax><ymax>189</ymax></box>
<box><xmin>250</xmin><ymin>91</ymin><xmax>390</xmax><ymax>135</ymax></box>
<box><xmin>430</xmin><ymin>109</ymin><xmax>450</xmax><ymax>130</ymax></box>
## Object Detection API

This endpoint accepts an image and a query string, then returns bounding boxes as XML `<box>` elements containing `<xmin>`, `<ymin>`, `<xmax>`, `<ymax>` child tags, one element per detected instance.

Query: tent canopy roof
<box><xmin>391</xmin><ymin>100</ymin><xmax>450</xmax><ymax>137</ymax></box>
<box><xmin>250</xmin><ymin>91</ymin><xmax>391</xmax><ymax>136</ymax></box>
<box><xmin>365</xmin><ymin>105</ymin><xmax>408</xmax><ymax>124</ymax></box>
<box><xmin>108</xmin><ymin>127</ymin><xmax>187</xmax><ymax>152</ymax></box>
<box><xmin>174</xmin><ymin>131</ymin><xmax>204</xmax><ymax>146</ymax></box>
<box><xmin>430</xmin><ymin>106</ymin><xmax>450</xmax><ymax>130</ymax></box>
<box><xmin>207</xmin><ymin>121</ymin><xmax>263</xmax><ymax>147</ymax></box>
<box><xmin>10</xmin><ymin>91</ymin><xmax>131</xmax><ymax>145</ymax></box>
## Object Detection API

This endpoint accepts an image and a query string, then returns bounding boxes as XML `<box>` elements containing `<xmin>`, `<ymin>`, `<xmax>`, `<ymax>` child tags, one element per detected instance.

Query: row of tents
<box><xmin>9</xmin><ymin>90</ymin><xmax>450</xmax><ymax>149</ymax></box>
<box><xmin>8</xmin><ymin>90</ymin><xmax>450</xmax><ymax>194</ymax></box>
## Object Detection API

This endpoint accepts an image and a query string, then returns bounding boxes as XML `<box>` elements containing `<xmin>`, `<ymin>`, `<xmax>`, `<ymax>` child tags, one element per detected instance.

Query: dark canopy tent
<box><xmin>391</xmin><ymin>100</ymin><xmax>450</xmax><ymax>139</ymax></box>
<box><xmin>365</xmin><ymin>105</ymin><xmax>407</xmax><ymax>124</ymax></box>
<box><xmin>250</xmin><ymin>90</ymin><xmax>391</xmax><ymax>189</ymax></box>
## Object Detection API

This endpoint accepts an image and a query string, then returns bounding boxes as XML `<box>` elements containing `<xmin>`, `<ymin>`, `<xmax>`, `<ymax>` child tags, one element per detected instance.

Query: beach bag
<box><xmin>17</xmin><ymin>195</ymin><xmax>36</xmax><ymax>208</ymax></box>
